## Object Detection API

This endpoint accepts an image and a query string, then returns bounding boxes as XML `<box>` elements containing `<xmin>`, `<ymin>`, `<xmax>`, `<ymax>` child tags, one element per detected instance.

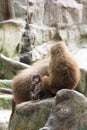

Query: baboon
<box><xmin>42</xmin><ymin>41</ymin><xmax>80</xmax><ymax>95</ymax></box>
<box><xmin>8</xmin><ymin>58</ymin><xmax>49</xmax><ymax>129</ymax></box>
<box><xmin>12</xmin><ymin>57</ymin><xmax>49</xmax><ymax>103</ymax></box>
<box><xmin>12</xmin><ymin>41</ymin><xmax>80</xmax><ymax>102</ymax></box>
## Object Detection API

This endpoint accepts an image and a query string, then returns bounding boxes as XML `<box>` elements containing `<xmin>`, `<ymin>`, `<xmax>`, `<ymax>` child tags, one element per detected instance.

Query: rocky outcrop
<box><xmin>24</xmin><ymin>0</ymin><xmax>83</xmax><ymax>52</ymax></box>
<box><xmin>9</xmin><ymin>89</ymin><xmax>87</xmax><ymax>130</ymax></box>
<box><xmin>0</xmin><ymin>110</ymin><xmax>11</xmax><ymax>130</ymax></box>
<box><xmin>12</xmin><ymin>0</ymin><xmax>87</xmax><ymax>62</ymax></box>
<box><xmin>1</xmin><ymin>0</ymin><xmax>87</xmax><ymax>61</ymax></box>
<box><xmin>0</xmin><ymin>0</ymin><xmax>14</xmax><ymax>21</ymax></box>
<box><xmin>0</xmin><ymin>54</ymin><xmax>30</xmax><ymax>79</ymax></box>
<box><xmin>74</xmin><ymin>48</ymin><xmax>87</xmax><ymax>96</ymax></box>
<box><xmin>76</xmin><ymin>68</ymin><xmax>87</xmax><ymax>96</ymax></box>
<box><xmin>9</xmin><ymin>98</ymin><xmax>54</xmax><ymax>130</ymax></box>
<box><xmin>0</xmin><ymin>80</ymin><xmax>12</xmax><ymax>89</ymax></box>
<box><xmin>40</xmin><ymin>89</ymin><xmax>87</xmax><ymax>130</ymax></box>
<box><xmin>0</xmin><ymin>20</ymin><xmax>25</xmax><ymax>58</ymax></box>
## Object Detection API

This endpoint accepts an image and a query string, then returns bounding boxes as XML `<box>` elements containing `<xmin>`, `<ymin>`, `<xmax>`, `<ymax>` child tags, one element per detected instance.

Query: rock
<box><xmin>76</xmin><ymin>68</ymin><xmax>87</xmax><ymax>96</ymax></box>
<box><xmin>0</xmin><ymin>20</ymin><xmax>25</xmax><ymax>57</ymax></box>
<box><xmin>43</xmin><ymin>0</ymin><xmax>82</xmax><ymax>26</ymax></box>
<box><xmin>74</xmin><ymin>48</ymin><xmax>87</xmax><ymax>70</ymax></box>
<box><xmin>24</xmin><ymin>0</ymin><xmax>82</xmax><ymax>50</ymax></box>
<box><xmin>9</xmin><ymin>98</ymin><xmax>54</xmax><ymax>130</ymax></box>
<box><xmin>19</xmin><ymin>52</ymin><xmax>32</xmax><ymax>64</ymax></box>
<box><xmin>0</xmin><ymin>94</ymin><xmax>12</xmax><ymax>109</ymax></box>
<box><xmin>0</xmin><ymin>42</ymin><xmax>42</xmax><ymax>76</ymax></box>
<box><xmin>0</xmin><ymin>80</ymin><xmax>12</xmax><ymax>89</ymax></box>
<box><xmin>0</xmin><ymin>54</ymin><xmax>30</xmax><ymax>79</ymax></box>
<box><xmin>0</xmin><ymin>0</ymin><xmax>14</xmax><ymax>21</ymax></box>
<box><xmin>29</xmin><ymin>24</ymin><xmax>56</xmax><ymax>45</ymax></box>
<box><xmin>27</xmin><ymin>0</ymin><xmax>44</xmax><ymax>25</ymax></box>
<box><xmin>0</xmin><ymin>0</ymin><xmax>87</xmax><ymax>62</ymax></box>
<box><xmin>31</xmin><ymin>40</ymin><xmax>55</xmax><ymax>61</ymax></box>
<box><xmin>13</xmin><ymin>0</ymin><xmax>26</xmax><ymax>19</ymax></box>
<box><xmin>0</xmin><ymin>110</ymin><xmax>11</xmax><ymax>130</ymax></box>
<box><xmin>11</xmin><ymin>0</ymin><xmax>83</xmax><ymax>51</ymax></box>
<box><xmin>74</xmin><ymin>49</ymin><xmax>87</xmax><ymax>96</ymax></box>
<box><xmin>0</xmin><ymin>81</ymin><xmax>12</xmax><ymax>130</ymax></box>
<box><xmin>0</xmin><ymin>86</ymin><xmax>12</xmax><ymax>130</ymax></box>
<box><xmin>40</xmin><ymin>89</ymin><xmax>87</xmax><ymax>130</ymax></box>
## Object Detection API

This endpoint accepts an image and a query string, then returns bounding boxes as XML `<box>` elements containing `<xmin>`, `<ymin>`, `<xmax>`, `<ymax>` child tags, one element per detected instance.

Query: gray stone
<box><xmin>31</xmin><ymin>40</ymin><xmax>56</xmax><ymax>61</ymax></box>
<box><xmin>74</xmin><ymin>49</ymin><xmax>87</xmax><ymax>96</ymax></box>
<box><xmin>0</xmin><ymin>110</ymin><xmax>11</xmax><ymax>130</ymax></box>
<box><xmin>76</xmin><ymin>69</ymin><xmax>87</xmax><ymax>96</ymax></box>
<box><xmin>0</xmin><ymin>54</ymin><xmax>30</xmax><ymax>79</ymax></box>
<box><xmin>74</xmin><ymin>48</ymin><xmax>87</xmax><ymax>71</ymax></box>
<box><xmin>29</xmin><ymin>24</ymin><xmax>56</xmax><ymax>45</ymax></box>
<box><xmin>43</xmin><ymin>0</ymin><xmax>82</xmax><ymax>26</ymax></box>
<box><xmin>9</xmin><ymin>98</ymin><xmax>54</xmax><ymax>130</ymax></box>
<box><xmin>0</xmin><ymin>20</ymin><xmax>25</xmax><ymax>57</ymax></box>
<box><xmin>0</xmin><ymin>0</ymin><xmax>87</xmax><ymax>61</ymax></box>
<box><xmin>40</xmin><ymin>89</ymin><xmax>87</xmax><ymax>130</ymax></box>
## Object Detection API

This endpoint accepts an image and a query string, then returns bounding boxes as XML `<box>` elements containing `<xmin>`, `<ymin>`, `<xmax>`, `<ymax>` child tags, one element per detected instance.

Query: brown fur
<box><xmin>12</xmin><ymin>57</ymin><xmax>49</xmax><ymax>102</ymax></box>
<box><xmin>42</xmin><ymin>41</ymin><xmax>80</xmax><ymax>93</ymax></box>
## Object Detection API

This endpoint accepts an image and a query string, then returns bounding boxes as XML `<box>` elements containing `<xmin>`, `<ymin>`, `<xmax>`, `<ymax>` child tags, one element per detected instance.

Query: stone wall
<box><xmin>0</xmin><ymin>0</ymin><xmax>87</xmax><ymax>59</ymax></box>
<box><xmin>9</xmin><ymin>0</ymin><xmax>87</xmax><ymax>58</ymax></box>
<box><xmin>0</xmin><ymin>20</ymin><xmax>25</xmax><ymax>57</ymax></box>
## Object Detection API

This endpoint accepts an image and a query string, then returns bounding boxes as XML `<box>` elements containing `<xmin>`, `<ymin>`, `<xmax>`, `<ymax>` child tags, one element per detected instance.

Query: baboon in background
<box><xmin>42</xmin><ymin>41</ymin><xmax>80</xmax><ymax>95</ymax></box>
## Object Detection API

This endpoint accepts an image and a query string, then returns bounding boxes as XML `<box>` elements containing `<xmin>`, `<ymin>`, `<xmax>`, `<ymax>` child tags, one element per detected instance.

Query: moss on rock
<box><xmin>0</xmin><ymin>94</ymin><xmax>12</xmax><ymax>109</ymax></box>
